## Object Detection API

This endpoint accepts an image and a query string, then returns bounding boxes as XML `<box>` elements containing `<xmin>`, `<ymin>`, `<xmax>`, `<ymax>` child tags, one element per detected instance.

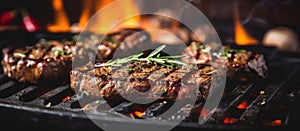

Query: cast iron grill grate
<box><xmin>0</xmin><ymin>61</ymin><xmax>298</xmax><ymax>131</ymax></box>
<box><xmin>0</xmin><ymin>32</ymin><xmax>299</xmax><ymax>130</ymax></box>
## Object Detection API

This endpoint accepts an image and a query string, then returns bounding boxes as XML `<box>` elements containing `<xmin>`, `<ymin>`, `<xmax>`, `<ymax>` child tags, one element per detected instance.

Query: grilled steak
<box><xmin>75</xmin><ymin>28</ymin><xmax>151</xmax><ymax>65</ymax></box>
<box><xmin>1</xmin><ymin>40</ymin><xmax>74</xmax><ymax>85</ymax></box>
<box><xmin>1</xmin><ymin>28</ymin><xmax>151</xmax><ymax>85</ymax></box>
<box><xmin>70</xmin><ymin>62</ymin><xmax>215</xmax><ymax>101</ymax></box>
<box><xmin>182</xmin><ymin>42</ymin><xmax>268</xmax><ymax>81</ymax></box>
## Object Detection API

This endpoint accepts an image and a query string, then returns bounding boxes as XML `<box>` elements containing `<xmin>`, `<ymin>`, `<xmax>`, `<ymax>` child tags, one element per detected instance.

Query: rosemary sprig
<box><xmin>97</xmin><ymin>45</ymin><xmax>187</xmax><ymax>67</ymax></box>
<box><xmin>220</xmin><ymin>47</ymin><xmax>246</xmax><ymax>57</ymax></box>
<box><xmin>205</xmin><ymin>70</ymin><xmax>217</xmax><ymax>75</ymax></box>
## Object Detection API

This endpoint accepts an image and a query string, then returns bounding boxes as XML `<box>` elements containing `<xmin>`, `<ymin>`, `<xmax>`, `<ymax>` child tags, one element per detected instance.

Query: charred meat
<box><xmin>1</xmin><ymin>40</ymin><xmax>74</xmax><ymax>85</ymax></box>
<box><xmin>71</xmin><ymin>62</ymin><xmax>214</xmax><ymax>101</ymax></box>
<box><xmin>75</xmin><ymin>28</ymin><xmax>151</xmax><ymax>65</ymax></box>
<box><xmin>182</xmin><ymin>42</ymin><xmax>268</xmax><ymax>81</ymax></box>
<box><xmin>1</xmin><ymin>28</ymin><xmax>151</xmax><ymax>84</ymax></box>
<box><xmin>71</xmin><ymin>45</ymin><xmax>216</xmax><ymax>101</ymax></box>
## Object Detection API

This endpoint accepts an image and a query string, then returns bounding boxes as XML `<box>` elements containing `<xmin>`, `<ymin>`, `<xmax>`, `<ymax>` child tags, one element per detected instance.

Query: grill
<box><xmin>0</xmin><ymin>32</ymin><xmax>299</xmax><ymax>131</ymax></box>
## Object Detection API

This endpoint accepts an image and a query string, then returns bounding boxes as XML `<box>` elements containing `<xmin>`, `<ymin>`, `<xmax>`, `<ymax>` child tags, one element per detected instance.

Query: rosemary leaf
<box><xmin>97</xmin><ymin>45</ymin><xmax>186</xmax><ymax>67</ymax></box>
<box><xmin>147</xmin><ymin>45</ymin><xmax>166</xmax><ymax>58</ymax></box>
<box><xmin>159</xmin><ymin>55</ymin><xmax>185</xmax><ymax>59</ymax></box>
<box><xmin>205</xmin><ymin>70</ymin><xmax>217</xmax><ymax>75</ymax></box>
<box><xmin>166</xmin><ymin>60</ymin><xmax>187</xmax><ymax>66</ymax></box>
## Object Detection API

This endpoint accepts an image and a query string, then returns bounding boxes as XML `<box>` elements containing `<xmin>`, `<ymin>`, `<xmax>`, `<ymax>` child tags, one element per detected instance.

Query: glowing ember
<box><xmin>129</xmin><ymin>111</ymin><xmax>145</xmax><ymax>119</ymax></box>
<box><xmin>47</xmin><ymin>0</ymin><xmax>70</xmax><ymax>32</ymax></box>
<box><xmin>200</xmin><ymin>108</ymin><xmax>210</xmax><ymax>118</ymax></box>
<box><xmin>223</xmin><ymin>117</ymin><xmax>238</xmax><ymax>124</ymax></box>
<box><xmin>272</xmin><ymin>120</ymin><xmax>282</xmax><ymax>126</ymax></box>
<box><xmin>263</xmin><ymin>119</ymin><xmax>282</xmax><ymax>126</ymax></box>
<box><xmin>134</xmin><ymin>111</ymin><xmax>145</xmax><ymax>118</ymax></box>
<box><xmin>62</xmin><ymin>96</ymin><xmax>72</xmax><ymax>102</ymax></box>
<box><xmin>237</xmin><ymin>101</ymin><xmax>248</xmax><ymax>110</ymax></box>
<box><xmin>130</xmin><ymin>113</ymin><xmax>135</xmax><ymax>119</ymax></box>
<box><xmin>233</xmin><ymin>1</ymin><xmax>258</xmax><ymax>45</ymax></box>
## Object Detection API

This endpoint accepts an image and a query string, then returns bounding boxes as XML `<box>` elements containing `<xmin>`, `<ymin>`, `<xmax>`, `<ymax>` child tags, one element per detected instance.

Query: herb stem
<box><xmin>96</xmin><ymin>45</ymin><xmax>186</xmax><ymax>67</ymax></box>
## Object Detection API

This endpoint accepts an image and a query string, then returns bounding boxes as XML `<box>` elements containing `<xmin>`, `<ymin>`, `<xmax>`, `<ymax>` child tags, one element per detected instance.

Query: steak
<box><xmin>70</xmin><ymin>62</ymin><xmax>216</xmax><ymax>101</ymax></box>
<box><xmin>1</xmin><ymin>40</ymin><xmax>74</xmax><ymax>85</ymax></box>
<box><xmin>182</xmin><ymin>42</ymin><xmax>268</xmax><ymax>81</ymax></box>
<box><xmin>74</xmin><ymin>28</ymin><xmax>151</xmax><ymax>65</ymax></box>
<box><xmin>1</xmin><ymin>28</ymin><xmax>151</xmax><ymax>85</ymax></box>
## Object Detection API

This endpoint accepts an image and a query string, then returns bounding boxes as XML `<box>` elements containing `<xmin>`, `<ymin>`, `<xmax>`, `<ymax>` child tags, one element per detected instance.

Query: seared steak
<box><xmin>1</xmin><ymin>28</ymin><xmax>151</xmax><ymax>85</ymax></box>
<box><xmin>182</xmin><ymin>42</ymin><xmax>268</xmax><ymax>81</ymax></box>
<box><xmin>75</xmin><ymin>28</ymin><xmax>151</xmax><ymax>65</ymax></box>
<box><xmin>70</xmin><ymin>62</ymin><xmax>215</xmax><ymax>101</ymax></box>
<box><xmin>1</xmin><ymin>40</ymin><xmax>74</xmax><ymax>85</ymax></box>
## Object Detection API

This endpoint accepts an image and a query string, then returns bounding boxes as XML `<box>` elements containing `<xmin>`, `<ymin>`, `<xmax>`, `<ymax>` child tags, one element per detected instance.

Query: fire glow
<box><xmin>263</xmin><ymin>119</ymin><xmax>282</xmax><ymax>126</ymax></box>
<box><xmin>233</xmin><ymin>1</ymin><xmax>258</xmax><ymax>45</ymax></box>
<box><xmin>47</xmin><ymin>0</ymin><xmax>70</xmax><ymax>32</ymax></box>
<box><xmin>87</xmin><ymin>0</ymin><xmax>139</xmax><ymax>34</ymax></box>
<box><xmin>237</xmin><ymin>101</ymin><xmax>248</xmax><ymax>110</ymax></box>
<box><xmin>130</xmin><ymin>111</ymin><xmax>145</xmax><ymax>119</ymax></box>
<box><xmin>223</xmin><ymin>117</ymin><xmax>238</xmax><ymax>124</ymax></box>
<box><xmin>48</xmin><ymin>0</ymin><xmax>140</xmax><ymax>33</ymax></box>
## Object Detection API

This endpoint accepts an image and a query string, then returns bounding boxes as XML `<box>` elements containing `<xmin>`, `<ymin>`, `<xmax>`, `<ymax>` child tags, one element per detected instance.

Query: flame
<box><xmin>47</xmin><ymin>0</ymin><xmax>70</xmax><ymax>32</ymax></box>
<box><xmin>233</xmin><ymin>1</ymin><xmax>258</xmax><ymax>45</ymax></box>
<box><xmin>78</xmin><ymin>0</ymin><xmax>93</xmax><ymax>28</ymax></box>
<box><xmin>83</xmin><ymin>0</ymin><xmax>140</xmax><ymax>34</ymax></box>
<box><xmin>237</xmin><ymin>101</ymin><xmax>248</xmax><ymax>110</ymax></box>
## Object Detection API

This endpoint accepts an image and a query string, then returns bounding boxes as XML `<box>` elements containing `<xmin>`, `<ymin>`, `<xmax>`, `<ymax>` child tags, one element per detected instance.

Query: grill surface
<box><xmin>0</xmin><ymin>32</ymin><xmax>300</xmax><ymax>131</ymax></box>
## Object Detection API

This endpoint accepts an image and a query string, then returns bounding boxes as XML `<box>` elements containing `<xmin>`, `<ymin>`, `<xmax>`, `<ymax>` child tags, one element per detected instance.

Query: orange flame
<box><xmin>233</xmin><ymin>1</ymin><xmax>258</xmax><ymax>45</ymax></box>
<box><xmin>47</xmin><ymin>0</ymin><xmax>70</xmax><ymax>32</ymax></box>
<box><xmin>83</xmin><ymin>0</ymin><xmax>140</xmax><ymax>34</ymax></box>
<box><xmin>78</xmin><ymin>0</ymin><xmax>93</xmax><ymax>29</ymax></box>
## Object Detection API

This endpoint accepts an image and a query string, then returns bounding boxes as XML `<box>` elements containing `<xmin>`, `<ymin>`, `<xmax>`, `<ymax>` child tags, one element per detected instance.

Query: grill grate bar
<box><xmin>217</xmin><ymin>81</ymin><xmax>266</xmax><ymax>124</ymax></box>
<box><xmin>70</xmin><ymin>96</ymin><xmax>99</xmax><ymax>109</ymax></box>
<box><xmin>19</xmin><ymin>85</ymin><xmax>59</xmax><ymax>102</ymax></box>
<box><xmin>0</xmin><ymin>82</ymin><xmax>29</xmax><ymax>98</ymax></box>
<box><xmin>0</xmin><ymin>75</ymin><xmax>9</xmax><ymax>85</ymax></box>
<box><xmin>43</xmin><ymin>87</ymin><xmax>75</xmax><ymax>107</ymax></box>
<box><xmin>38</xmin><ymin>85</ymin><xmax>71</xmax><ymax>104</ymax></box>
<box><xmin>210</xmin><ymin>84</ymin><xmax>254</xmax><ymax>122</ymax></box>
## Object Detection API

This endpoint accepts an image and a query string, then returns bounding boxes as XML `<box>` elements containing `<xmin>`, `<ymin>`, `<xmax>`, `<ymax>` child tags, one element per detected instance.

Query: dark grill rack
<box><xmin>0</xmin><ymin>55</ymin><xmax>299</xmax><ymax>131</ymax></box>
<box><xmin>0</xmin><ymin>32</ymin><xmax>299</xmax><ymax>130</ymax></box>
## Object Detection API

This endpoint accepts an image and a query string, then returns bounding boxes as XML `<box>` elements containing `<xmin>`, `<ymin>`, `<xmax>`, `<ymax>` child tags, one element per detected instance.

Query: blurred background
<box><xmin>1</xmin><ymin>0</ymin><xmax>300</xmax><ymax>51</ymax></box>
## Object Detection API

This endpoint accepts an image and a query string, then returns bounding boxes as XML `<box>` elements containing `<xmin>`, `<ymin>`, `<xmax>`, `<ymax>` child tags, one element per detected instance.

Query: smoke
<box><xmin>242</xmin><ymin>0</ymin><xmax>298</xmax><ymax>40</ymax></box>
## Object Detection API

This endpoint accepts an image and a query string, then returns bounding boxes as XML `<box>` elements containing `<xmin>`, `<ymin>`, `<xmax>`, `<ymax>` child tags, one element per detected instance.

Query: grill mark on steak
<box><xmin>1</xmin><ymin>41</ymin><xmax>74</xmax><ymax>85</ymax></box>
<box><xmin>70</xmin><ymin>63</ymin><xmax>215</xmax><ymax>102</ymax></box>
<box><xmin>76</xmin><ymin>28</ymin><xmax>151</xmax><ymax>65</ymax></box>
<box><xmin>182</xmin><ymin>41</ymin><xmax>268</xmax><ymax>81</ymax></box>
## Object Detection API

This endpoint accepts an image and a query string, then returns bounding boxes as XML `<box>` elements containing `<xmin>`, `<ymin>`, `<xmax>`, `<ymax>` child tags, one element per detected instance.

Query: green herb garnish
<box><xmin>13</xmin><ymin>52</ymin><xmax>26</xmax><ymax>58</ymax></box>
<box><xmin>205</xmin><ymin>70</ymin><xmax>217</xmax><ymax>75</ymax></box>
<box><xmin>97</xmin><ymin>45</ymin><xmax>187</xmax><ymax>67</ymax></box>
<box><xmin>52</xmin><ymin>47</ymin><xmax>72</xmax><ymax>56</ymax></box>
<box><xmin>220</xmin><ymin>47</ymin><xmax>247</xmax><ymax>57</ymax></box>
